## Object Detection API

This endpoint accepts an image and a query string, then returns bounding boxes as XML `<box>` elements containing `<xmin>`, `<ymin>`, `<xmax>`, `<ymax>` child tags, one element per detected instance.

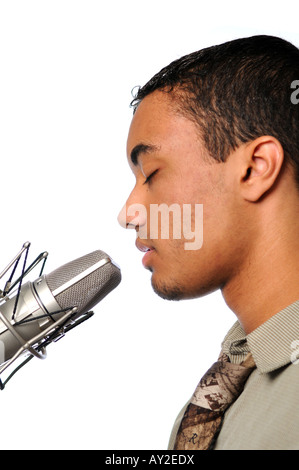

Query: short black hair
<box><xmin>131</xmin><ymin>35</ymin><xmax>299</xmax><ymax>184</ymax></box>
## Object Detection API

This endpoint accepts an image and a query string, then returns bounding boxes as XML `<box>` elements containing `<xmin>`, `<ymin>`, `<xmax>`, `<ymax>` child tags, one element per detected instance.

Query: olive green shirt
<box><xmin>168</xmin><ymin>300</ymin><xmax>299</xmax><ymax>450</ymax></box>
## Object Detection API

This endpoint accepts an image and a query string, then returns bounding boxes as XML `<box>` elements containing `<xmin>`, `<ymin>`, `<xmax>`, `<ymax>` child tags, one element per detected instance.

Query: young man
<box><xmin>118</xmin><ymin>35</ymin><xmax>299</xmax><ymax>449</ymax></box>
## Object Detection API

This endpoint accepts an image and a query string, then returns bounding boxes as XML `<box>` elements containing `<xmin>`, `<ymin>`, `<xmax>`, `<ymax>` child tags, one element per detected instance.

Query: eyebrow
<box><xmin>130</xmin><ymin>143</ymin><xmax>159</xmax><ymax>166</ymax></box>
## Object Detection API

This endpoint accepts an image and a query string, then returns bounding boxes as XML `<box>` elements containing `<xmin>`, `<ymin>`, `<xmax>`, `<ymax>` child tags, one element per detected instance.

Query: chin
<box><xmin>151</xmin><ymin>271</ymin><xmax>219</xmax><ymax>301</ymax></box>
<box><xmin>151</xmin><ymin>275</ymin><xmax>186</xmax><ymax>301</ymax></box>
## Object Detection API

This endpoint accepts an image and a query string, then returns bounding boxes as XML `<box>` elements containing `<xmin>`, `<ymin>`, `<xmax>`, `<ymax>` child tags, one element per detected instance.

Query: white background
<box><xmin>0</xmin><ymin>0</ymin><xmax>297</xmax><ymax>450</ymax></box>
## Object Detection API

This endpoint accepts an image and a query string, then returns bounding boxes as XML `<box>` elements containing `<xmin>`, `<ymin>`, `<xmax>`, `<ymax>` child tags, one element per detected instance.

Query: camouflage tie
<box><xmin>173</xmin><ymin>352</ymin><xmax>256</xmax><ymax>450</ymax></box>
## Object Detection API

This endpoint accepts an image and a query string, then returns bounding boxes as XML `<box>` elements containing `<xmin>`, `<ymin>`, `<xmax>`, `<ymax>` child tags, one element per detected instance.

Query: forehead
<box><xmin>126</xmin><ymin>91</ymin><xmax>202</xmax><ymax>165</ymax></box>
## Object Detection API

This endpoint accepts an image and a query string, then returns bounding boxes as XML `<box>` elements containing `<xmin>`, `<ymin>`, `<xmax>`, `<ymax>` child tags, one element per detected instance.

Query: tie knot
<box><xmin>190</xmin><ymin>353</ymin><xmax>256</xmax><ymax>412</ymax></box>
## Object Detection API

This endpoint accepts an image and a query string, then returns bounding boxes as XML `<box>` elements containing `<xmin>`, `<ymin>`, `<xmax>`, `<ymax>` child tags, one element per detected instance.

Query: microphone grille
<box><xmin>45</xmin><ymin>250</ymin><xmax>121</xmax><ymax>314</ymax></box>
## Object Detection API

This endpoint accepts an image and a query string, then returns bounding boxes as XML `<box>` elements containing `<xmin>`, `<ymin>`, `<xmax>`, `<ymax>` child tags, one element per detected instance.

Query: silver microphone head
<box><xmin>45</xmin><ymin>249</ymin><xmax>121</xmax><ymax>315</ymax></box>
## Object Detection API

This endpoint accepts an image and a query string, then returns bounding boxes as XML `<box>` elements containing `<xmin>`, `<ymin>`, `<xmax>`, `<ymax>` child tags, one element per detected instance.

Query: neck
<box><xmin>222</xmin><ymin>190</ymin><xmax>299</xmax><ymax>335</ymax></box>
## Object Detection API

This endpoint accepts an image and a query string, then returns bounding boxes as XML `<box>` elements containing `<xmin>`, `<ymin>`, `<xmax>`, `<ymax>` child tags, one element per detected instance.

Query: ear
<box><xmin>240</xmin><ymin>136</ymin><xmax>285</xmax><ymax>202</ymax></box>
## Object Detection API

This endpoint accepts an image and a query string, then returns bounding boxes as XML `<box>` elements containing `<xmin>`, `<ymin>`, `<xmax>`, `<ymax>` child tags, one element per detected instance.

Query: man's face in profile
<box><xmin>119</xmin><ymin>90</ymin><xmax>248</xmax><ymax>301</ymax></box>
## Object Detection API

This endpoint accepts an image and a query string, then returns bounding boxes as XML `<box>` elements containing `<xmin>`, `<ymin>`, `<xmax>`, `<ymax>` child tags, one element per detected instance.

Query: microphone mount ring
<box><xmin>0</xmin><ymin>306</ymin><xmax>78</xmax><ymax>378</ymax></box>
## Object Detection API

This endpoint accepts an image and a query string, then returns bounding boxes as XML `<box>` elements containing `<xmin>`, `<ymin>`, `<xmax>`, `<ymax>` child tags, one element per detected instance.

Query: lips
<box><xmin>135</xmin><ymin>239</ymin><xmax>156</xmax><ymax>267</ymax></box>
<box><xmin>135</xmin><ymin>238</ymin><xmax>155</xmax><ymax>253</ymax></box>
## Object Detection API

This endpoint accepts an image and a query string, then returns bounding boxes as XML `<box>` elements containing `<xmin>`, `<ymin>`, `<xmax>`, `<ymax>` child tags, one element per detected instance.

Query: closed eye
<box><xmin>143</xmin><ymin>169</ymin><xmax>159</xmax><ymax>185</ymax></box>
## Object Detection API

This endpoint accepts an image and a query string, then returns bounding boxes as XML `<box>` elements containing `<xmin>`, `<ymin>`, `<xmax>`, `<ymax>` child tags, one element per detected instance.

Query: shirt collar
<box><xmin>221</xmin><ymin>300</ymin><xmax>299</xmax><ymax>373</ymax></box>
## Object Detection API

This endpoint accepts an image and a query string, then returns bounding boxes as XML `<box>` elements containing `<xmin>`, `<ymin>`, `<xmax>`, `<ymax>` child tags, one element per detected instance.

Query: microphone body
<box><xmin>0</xmin><ymin>249</ymin><xmax>121</xmax><ymax>367</ymax></box>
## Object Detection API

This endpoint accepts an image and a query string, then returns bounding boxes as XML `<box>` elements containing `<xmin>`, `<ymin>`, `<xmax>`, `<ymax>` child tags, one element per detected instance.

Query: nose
<box><xmin>117</xmin><ymin>202</ymin><xmax>148</xmax><ymax>231</ymax></box>
<box><xmin>117</xmin><ymin>203</ymin><xmax>128</xmax><ymax>229</ymax></box>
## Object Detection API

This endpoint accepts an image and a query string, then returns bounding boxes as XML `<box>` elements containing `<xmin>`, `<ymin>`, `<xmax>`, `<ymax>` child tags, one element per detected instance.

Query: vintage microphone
<box><xmin>0</xmin><ymin>242</ymin><xmax>121</xmax><ymax>389</ymax></box>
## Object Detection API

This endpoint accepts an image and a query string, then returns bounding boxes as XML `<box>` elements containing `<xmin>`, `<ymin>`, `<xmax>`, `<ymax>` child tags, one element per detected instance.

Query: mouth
<box><xmin>135</xmin><ymin>239</ymin><xmax>156</xmax><ymax>267</ymax></box>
